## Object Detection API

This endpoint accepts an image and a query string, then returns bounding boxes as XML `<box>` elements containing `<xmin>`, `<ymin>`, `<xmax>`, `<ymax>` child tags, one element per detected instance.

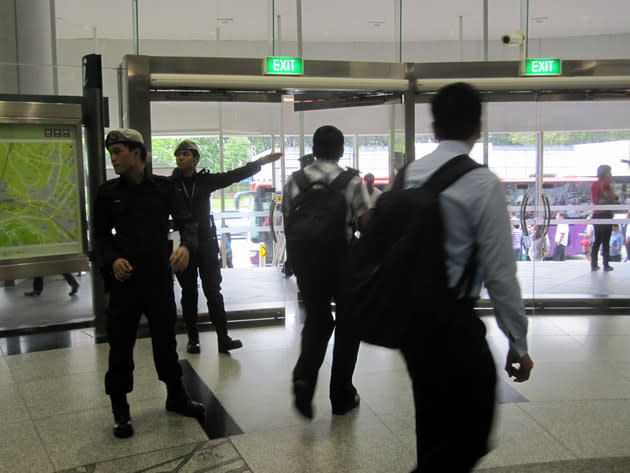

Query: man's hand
<box><xmin>170</xmin><ymin>246</ymin><xmax>190</xmax><ymax>273</ymax></box>
<box><xmin>258</xmin><ymin>152</ymin><xmax>282</xmax><ymax>165</ymax></box>
<box><xmin>113</xmin><ymin>258</ymin><xmax>133</xmax><ymax>281</ymax></box>
<box><xmin>505</xmin><ymin>352</ymin><xmax>533</xmax><ymax>383</ymax></box>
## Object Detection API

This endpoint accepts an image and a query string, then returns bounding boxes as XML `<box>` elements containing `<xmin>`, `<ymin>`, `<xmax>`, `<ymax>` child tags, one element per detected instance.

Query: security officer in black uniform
<box><xmin>171</xmin><ymin>139</ymin><xmax>282</xmax><ymax>354</ymax></box>
<box><xmin>94</xmin><ymin>128</ymin><xmax>205</xmax><ymax>438</ymax></box>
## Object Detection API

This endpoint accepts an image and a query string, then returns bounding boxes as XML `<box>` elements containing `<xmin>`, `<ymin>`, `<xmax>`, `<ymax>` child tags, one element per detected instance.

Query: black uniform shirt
<box><xmin>171</xmin><ymin>161</ymin><xmax>261</xmax><ymax>239</ymax></box>
<box><xmin>94</xmin><ymin>170</ymin><xmax>197</xmax><ymax>273</ymax></box>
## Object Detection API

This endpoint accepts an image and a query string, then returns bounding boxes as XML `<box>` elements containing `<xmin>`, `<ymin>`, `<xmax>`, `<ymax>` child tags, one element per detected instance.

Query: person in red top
<box><xmin>590</xmin><ymin>164</ymin><xmax>619</xmax><ymax>271</ymax></box>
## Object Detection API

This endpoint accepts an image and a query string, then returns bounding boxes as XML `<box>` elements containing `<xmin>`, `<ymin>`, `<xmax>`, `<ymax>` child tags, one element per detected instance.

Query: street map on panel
<box><xmin>0</xmin><ymin>127</ymin><xmax>82</xmax><ymax>260</ymax></box>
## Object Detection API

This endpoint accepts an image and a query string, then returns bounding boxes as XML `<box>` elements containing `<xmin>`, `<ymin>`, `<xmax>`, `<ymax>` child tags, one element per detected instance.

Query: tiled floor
<box><xmin>3</xmin><ymin>311</ymin><xmax>630</xmax><ymax>472</ymax></box>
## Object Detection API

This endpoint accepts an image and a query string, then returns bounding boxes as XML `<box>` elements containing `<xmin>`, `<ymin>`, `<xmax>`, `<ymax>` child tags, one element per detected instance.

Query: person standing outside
<box><xmin>552</xmin><ymin>212</ymin><xmax>570</xmax><ymax>261</ymax></box>
<box><xmin>282</xmin><ymin>125</ymin><xmax>370</xmax><ymax>419</ymax></box>
<box><xmin>609</xmin><ymin>224</ymin><xmax>623</xmax><ymax>262</ymax></box>
<box><xmin>171</xmin><ymin>140</ymin><xmax>281</xmax><ymax>354</ymax></box>
<box><xmin>363</xmin><ymin>172</ymin><xmax>382</xmax><ymax>208</ymax></box>
<box><xmin>399</xmin><ymin>83</ymin><xmax>533</xmax><ymax>473</ymax></box>
<box><xmin>510</xmin><ymin>213</ymin><xmax>523</xmax><ymax>261</ymax></box>
<box><xmin>590</xmin><ymin>164</ymin><xmax>618</xmax><ymax>271</ymax></box>
<box><xmin>94</xmin><ymin>129</ymin><xmax>205</xmax><ymax>438</ymax></box>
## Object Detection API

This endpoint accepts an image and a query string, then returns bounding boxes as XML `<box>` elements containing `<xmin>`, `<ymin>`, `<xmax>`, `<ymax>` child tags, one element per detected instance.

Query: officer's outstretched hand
<box><xmin>258</xmin><ymin>152</ymin><xmax>282</xmax><ymax>165</ymax></box>
<box><xmin>113</xmin><ymin>258</ymin><xmax>133</xmax><ymax>281</ymax></box>
<box><xmin>505</xmin><ymin>351</ymin><xmax>534</xmax><ymax>383</ymax></box>
<box><xmin>170</xmin><ymin>246</ymin><xmax>190</xmax><ymax>273</ymax></box>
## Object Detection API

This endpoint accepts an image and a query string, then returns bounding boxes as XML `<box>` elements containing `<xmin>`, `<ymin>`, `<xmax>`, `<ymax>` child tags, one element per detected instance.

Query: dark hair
<box><xmin>122</xmin><ymin>142</ymin><xmax>147</xmax><ymax>162</ymax></box>
<box><xmin>597</xmin><ymin>164</ymin><xmax>611</xmax><ymax>178</ymax></box>
<box><xmin>431</xmin><ymin>82</ymin><xmax>482</xmax><ymax>141</ymax></box>
<box><xmin>313</xmin><ymin>125</ymin><xmax>344</xmax><ymax>160</ymax></box>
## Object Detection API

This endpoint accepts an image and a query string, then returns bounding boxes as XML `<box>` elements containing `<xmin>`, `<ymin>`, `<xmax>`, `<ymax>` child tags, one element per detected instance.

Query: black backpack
<box><xmin>284</xmin><ymin>168</ymin><xmax>358</xmax><ymax>243</ymax></box>
<box><xmin>344</xmin><ymin>154</ymin><xmax>481</xmax><ymax>349</ymax></box>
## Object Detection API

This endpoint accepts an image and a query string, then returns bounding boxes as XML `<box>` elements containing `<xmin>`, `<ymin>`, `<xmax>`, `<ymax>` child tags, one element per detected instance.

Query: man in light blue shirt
<box><xmin>609</xmin><ymin>224</ymin><xmax>623</xmax><ymax>262</ymax></box>
<box><xmin>401</xmin><ymin>82</ymin><xmax>533</xmax><ymax>473</ymax></box>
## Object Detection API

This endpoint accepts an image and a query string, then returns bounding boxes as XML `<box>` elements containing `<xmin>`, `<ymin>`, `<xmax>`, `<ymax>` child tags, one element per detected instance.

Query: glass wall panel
<box><xmin>541</xmin><ymin>128</ymin><xmax>630</xmax><ymax>292</ymax></box>
<box><xmin>402</xmin><ymin>0</ymin><xmax>486</xmax><ymax>62</ymax></box>
<box><xmin>137</xmin><ymin>0</ymin><xmax>272</xmax><ymax>58</ymax></box>
<box><xmin>528</xmin><ymin>0</ymin><xmax>630</xmax><ymax>60</ymax></box>
<box><xmin>300</xmin><ymin>1</ymin><xmax>401</xmax><ymax>61</ymax></box>
<box><xmin>55</xmin><ymin>0</ymin><xmax>135</xmax><ymax>128</ymax></box>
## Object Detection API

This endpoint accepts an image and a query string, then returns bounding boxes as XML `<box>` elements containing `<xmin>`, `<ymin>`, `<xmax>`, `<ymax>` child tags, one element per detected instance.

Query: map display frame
<box><xmin>0</xmin><ymin>102</ymin><xmax>88</xmax><ymax>279</ymax></box>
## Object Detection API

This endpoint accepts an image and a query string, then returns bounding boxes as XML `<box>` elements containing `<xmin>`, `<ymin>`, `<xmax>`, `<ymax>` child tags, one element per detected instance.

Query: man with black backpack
<box><xmin>282</xmin><ymin>125</ymin><xmax>370</xmax><ymax>419</ymax></box>
<box><xmin>398</xmin><ymin>83</ymin><xmax>534</xmax><ymax>472</ymax></box>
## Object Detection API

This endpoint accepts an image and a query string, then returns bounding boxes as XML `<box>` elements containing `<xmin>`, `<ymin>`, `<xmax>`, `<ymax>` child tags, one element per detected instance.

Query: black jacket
<box><xmin>170</xmin><ymin>161</ymin><xmax>261</xmax><ymax>239</ymax></box>
<box><xmin>93</xmin><ymin>170</ymin><xmax>197</xmax><ymax>274</ymax></box>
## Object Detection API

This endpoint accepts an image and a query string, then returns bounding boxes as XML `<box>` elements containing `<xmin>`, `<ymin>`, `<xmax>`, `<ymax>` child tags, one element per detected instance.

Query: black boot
<box><xmin>218</xmin><ymin>335</ymin><xmax>243</xmax><ymax>354</ymax></box>
<box><xmin>110</xmin><ymin>394</ymin><xmax>134</xmax><ymax>438</ymax></box>
<box><xmin>166</xmin><ymin>381</ymin><xmax>205</xmax><ymax>418</ymax></box>
<box><xmin>186</xmin><ymin>325</ymin><xmax>200</xmax><ymax>354</ymax></box>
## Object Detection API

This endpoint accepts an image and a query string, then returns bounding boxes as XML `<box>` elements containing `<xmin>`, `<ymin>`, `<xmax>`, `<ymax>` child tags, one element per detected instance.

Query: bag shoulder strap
<box><xmin>391</xmin><ymin>166</ymin><xmax>407</xmax><ymax>191</ymax></box>
<box><xmin>422</xmin><ymin>154</ymin><xmax>482</xmax><ymax>196</ymax></box>
<box><xmin>292</xmin><ymin>169</ymin><xmax>310</xmax><ymax>192</ymax></box>
<box><xmin>330</xmin><ymin>168</ymin><xmax>358</xmax><ymax>191</ymax></box>
<box><xmin>423</xmin><ymin>154</ymin><xmax>482</xmax><ymax>296</ymax></box>
<box><xmin>293</xmin><ymin>168</ymin><xmax>357</xmax><ymax>192</ymax></box>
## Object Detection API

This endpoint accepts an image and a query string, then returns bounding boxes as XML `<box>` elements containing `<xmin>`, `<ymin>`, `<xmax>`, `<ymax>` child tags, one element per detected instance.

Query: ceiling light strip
<box><xmin>417</xmin><ymin>76</ymin><xmax>630</xmax><ymax>92</ymax></box>
<box><xmin>150</xmin><ymin>74</ymin><xmax>409</xmax><ymax>91</ymax></box>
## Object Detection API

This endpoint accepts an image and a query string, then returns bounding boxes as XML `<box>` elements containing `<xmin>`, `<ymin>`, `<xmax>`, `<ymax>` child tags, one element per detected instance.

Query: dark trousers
<box><xmin>591</xmin><ymin>213</ymin><xmax>613</xmax><ymax>268</ymax></box>
<box><xmin>552</xmin><ymin>244</ymin><xmax>566</xmax><ymax>261</ymax></box>
<box><xmin>513</xmin><ymin>248</ymin><xmax>521</xmax><ymax>261</ymax></box>
<box><xmin>289</xmin><ymin>241</ymin><xmax>360</xmax><ymax>404</ymax></box>
<box><xmin>402</xmin><ymin>308</ymin><xmax>496</xmax><ymax>473</ymax></box>
<box><xmin>32</xmin><ymin>273</ymin><xmax>78</xmax><ymax>293</ymax></box>
<box><xmin>105</xmin><ymin>265</ymin><xmax>182</xmax><ymax>396</ymax></box>
<box><xmin>175</xmin><ymin>236</ymin><xmax>228</xmax><ymax>338</ymax></box>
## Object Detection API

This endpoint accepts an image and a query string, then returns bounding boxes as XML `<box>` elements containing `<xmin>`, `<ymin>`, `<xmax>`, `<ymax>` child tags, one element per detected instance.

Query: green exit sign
<box><xmin>264</xmin><ymin>56</ymin><xmax>304</xmax><ymax>75</ymax></box>
<box><xmin>524</xmin><ymin>58</ymin><xmax>562</xmax><ymax>76</ymax></box>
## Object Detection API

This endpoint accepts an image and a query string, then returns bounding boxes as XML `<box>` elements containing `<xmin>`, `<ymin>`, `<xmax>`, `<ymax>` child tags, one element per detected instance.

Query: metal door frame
<box><xmin>119</xmin><ymin>55</ymin><xmax>630</xmax><ymax>312</ymax></box>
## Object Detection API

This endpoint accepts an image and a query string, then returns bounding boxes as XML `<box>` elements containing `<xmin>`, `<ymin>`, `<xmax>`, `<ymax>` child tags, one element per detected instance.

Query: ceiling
<box><xmin>54</xmin><ymin>0</ymin><xmax>630</xmax><ymax>43</ymax></box>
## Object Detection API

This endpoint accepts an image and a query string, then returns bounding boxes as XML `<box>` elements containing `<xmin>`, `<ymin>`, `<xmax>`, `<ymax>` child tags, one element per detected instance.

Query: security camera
<box><xmin>502</xmin><ymin>33</ymin><xmax>524</xmax><ymax>45</ymax></box>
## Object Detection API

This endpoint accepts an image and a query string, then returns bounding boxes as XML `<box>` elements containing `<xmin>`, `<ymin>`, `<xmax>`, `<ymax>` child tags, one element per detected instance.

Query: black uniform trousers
<box><xmin>401</xmin><ymin>304</ymin><xmax>496</xmax><ymax>473</ymax></box>
<box><xmin>175</xmin><ymin>235</ymin><xmax>228</xmax><ymax>338</ymax></box>
<box><xmin>105</xmin><ymin>263</ymin><xmax>182</xmax><ymax>396</ymax></box>
<box><xmin>591</xmin><ymin>212</ymin><xmax>613</xmax><ymax>268</ymax></box>
<box><xmin>289</xmin><ymin>240</ymin><xmax>360</xmax><ymax>404</ymax></box>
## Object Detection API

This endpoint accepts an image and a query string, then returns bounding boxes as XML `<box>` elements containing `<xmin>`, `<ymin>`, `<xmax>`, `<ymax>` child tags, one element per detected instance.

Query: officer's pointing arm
<box><xmin>257</xmin><ymin>152</ymin><xmax>282</xmax><ymax>165</ymax></box>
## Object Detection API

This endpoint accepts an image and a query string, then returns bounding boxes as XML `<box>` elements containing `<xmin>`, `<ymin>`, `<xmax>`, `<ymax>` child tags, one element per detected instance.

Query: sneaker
<box><xmin>591</xmin><ymin>266</ymin><xmax>601</xmax><ymax>271</ymax></box>
<box><xmin>69</xmin><ymin>283</ymin><xmax>80</xmax><ymax>296</ymax></box>
<box><xmin>218</xmin><ymin>336</ymin><xmax>243</xmax><ymax>354</ymax></box>
<box><xmin>24</xmin><ymin>291</ymin><xmax>41</xmax><ymax>297</ymax></box>
<box><xmin>604</xmin><ymin>265</ymin><xmax>614</xmax><ymax>272</ymax></box>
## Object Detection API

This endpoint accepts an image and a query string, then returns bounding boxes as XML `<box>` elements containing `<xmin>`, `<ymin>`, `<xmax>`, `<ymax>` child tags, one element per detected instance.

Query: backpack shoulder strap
<box><xmin>330</xmin><ymin>168</ymin><xmax>358</xmax><ymax>191</ymax></box>
<box><xmin>391</xmin><ymin>166</ymin><xmax>407</xmax><ymax>191</ymax></box>
<box><xmin>292</xmin><ymin>169</ymin><xmax>310</xmax><ymax>191</ymax></box>
<box><xmin>423</xmin><ymin>154</ymin><xmax>482</xmax><ymax>196</ymax></box>
<box><xmin>422</xmin><ymin>154</ymin><xmax>482</xmax><ymax>295</ymax></box>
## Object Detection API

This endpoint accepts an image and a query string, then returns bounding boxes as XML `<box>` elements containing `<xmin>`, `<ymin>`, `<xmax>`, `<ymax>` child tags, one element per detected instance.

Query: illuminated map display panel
<box><xmin>0</xmin><ymin>124</ymin><xmax>84</xmax><ymax>261</ymax></box>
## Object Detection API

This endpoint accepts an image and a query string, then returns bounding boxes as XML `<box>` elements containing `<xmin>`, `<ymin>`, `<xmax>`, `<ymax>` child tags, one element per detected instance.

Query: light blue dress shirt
<box><xmin>404</xmin><ymin>140</ymin><xmax>529</xmax><ymax>358</ymax></box>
